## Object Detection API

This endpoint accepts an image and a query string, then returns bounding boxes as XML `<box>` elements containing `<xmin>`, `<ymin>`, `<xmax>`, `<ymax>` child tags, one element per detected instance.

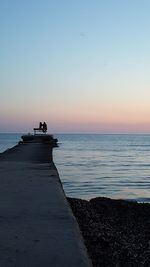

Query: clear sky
<box><xmin>1</xmin><ymin>0</ymin><xmax>150</xmax><ymax>133</ymax></box>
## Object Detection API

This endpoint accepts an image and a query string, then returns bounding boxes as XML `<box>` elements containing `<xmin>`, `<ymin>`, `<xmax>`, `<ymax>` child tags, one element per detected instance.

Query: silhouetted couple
<box><xmin>39</xmin><ymin>121</ymin><xmax>47</xmax><ymax>133</ymax></box>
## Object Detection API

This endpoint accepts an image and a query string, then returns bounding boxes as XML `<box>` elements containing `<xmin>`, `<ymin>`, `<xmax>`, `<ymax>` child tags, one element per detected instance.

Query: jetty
<box><xmin>0</xmin><ymin>132</ymin><xmax>91</xmax><ymax>266</ymax></box>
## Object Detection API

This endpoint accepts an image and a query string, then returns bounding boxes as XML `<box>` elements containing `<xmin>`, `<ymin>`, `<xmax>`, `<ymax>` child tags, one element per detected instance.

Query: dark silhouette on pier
<box><xmin>34</xmin><ymin>122</ymin><xmax>48</xmax><ymax>134</ymax></box>
<box><xmin>43</xmin><ymin>121</ymin><xmax>47</xmax><ymax>132</ymax></box>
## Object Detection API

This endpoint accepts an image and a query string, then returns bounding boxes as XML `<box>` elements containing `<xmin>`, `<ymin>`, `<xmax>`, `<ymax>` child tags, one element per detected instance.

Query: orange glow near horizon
<box><xmin>1</xmin><ymin>113</ymin><xmax>150</xmax><ymax>133</ymax></box>
<box><xmin>1</xmin><ymin>98</ymin><xmax>150</xmax><ymax>133</ymax></box>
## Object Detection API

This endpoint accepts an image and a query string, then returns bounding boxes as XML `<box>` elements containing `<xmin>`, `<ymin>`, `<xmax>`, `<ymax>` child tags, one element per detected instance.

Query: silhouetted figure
<box><xmin>43</xmin><ymin>122</ymin><xmax>47</xmax><ymax>133</ymax></box>
<box><xmin>39</xmin><ymin>122</ymin><xmax>43</xmax><ymax>129</ymax></box>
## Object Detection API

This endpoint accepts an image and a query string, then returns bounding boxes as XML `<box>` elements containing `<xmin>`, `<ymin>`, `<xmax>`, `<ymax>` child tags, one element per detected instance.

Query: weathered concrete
<box><xmin>0</xmin><ymin>142</ymin><xmax>92</xmax><ymax>267</ymax></box>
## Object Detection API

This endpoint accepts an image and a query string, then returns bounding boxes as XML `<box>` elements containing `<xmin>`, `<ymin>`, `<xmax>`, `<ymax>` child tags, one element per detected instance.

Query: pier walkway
<box><xmin>0</xmin><ymin>141</ymin><xmax>91</xmax><ymax>267</ymax></box>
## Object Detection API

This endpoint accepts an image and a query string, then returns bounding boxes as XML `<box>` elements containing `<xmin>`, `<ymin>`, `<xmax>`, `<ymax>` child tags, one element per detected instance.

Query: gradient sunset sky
<box><xmin>1</xmin><ymin>0</ymin><xmax>150</xmax><ymax>133</ymax></box>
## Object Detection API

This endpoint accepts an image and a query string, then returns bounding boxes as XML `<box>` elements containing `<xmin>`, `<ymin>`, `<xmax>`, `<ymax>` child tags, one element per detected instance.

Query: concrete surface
<box><xmin>0</xmin><ymin>142</ymin><xmax>92</xmax><ymax>267</ymax></box>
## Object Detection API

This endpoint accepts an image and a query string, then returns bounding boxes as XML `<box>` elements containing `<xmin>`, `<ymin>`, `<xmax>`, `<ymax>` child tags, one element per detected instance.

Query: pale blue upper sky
<box><xmin>1</xmin><ymin>0</ymin><xmax>150</xmax><ymax>133</ymax></box>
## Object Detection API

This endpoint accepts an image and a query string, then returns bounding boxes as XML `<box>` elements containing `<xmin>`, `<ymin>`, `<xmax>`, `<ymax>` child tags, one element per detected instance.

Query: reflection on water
<box><xmin>53</xmin><ymin>134</ymin><xmax>150</xmax><ymax>202</ymax></box>
<box><xmin>0</xmin><ymin>133</ymin><xmax>150</xmax><ymax>202</ymax></box>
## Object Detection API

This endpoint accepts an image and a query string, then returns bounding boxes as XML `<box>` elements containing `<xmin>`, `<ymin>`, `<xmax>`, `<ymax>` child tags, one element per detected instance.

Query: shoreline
<box><xmin>0</xmin><ymin>137</ymin><xmax>150</xmax><ymax>266</ymax></box>
<box><xmin>1</xmin><ymin>133</ymin><xmax>150</xmax><ymax>204</ymax></box>
<box><xmin>68</xmin><ymin>196</ymin><xmax>150</xmax><ymax>267</ymax></box>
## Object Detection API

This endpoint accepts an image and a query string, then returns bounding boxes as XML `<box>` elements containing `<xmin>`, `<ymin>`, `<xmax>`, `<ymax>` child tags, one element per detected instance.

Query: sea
<box><xmin>0</xmin><ymin>133</ymin><xmax>150</xmax><ymax>203</ymax></box>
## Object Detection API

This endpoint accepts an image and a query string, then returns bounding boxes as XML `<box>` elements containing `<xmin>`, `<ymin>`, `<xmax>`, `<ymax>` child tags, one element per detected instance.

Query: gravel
<box><xmin>68</xmin><ymin>197</ymin><xmax>150</xmax><ymax>267</ymax></box>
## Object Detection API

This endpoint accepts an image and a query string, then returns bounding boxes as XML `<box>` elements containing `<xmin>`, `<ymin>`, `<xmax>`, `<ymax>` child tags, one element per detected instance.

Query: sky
<box><xmin>1</xmin><ymin>0</ymin><xmax>150</xmax><ymax>133</ymax></box>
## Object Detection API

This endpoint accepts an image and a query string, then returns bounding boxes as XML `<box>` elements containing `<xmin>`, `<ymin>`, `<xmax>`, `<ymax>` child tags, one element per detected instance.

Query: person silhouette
<box><xmin>39</xmin><ymin>122</ymin><xmax>43</xmax><ymax>129</ymax></box>
<box><xmin>43</xmin><ymin>122</ymin><xmax>47</xmax><ymax>132</ymax></box>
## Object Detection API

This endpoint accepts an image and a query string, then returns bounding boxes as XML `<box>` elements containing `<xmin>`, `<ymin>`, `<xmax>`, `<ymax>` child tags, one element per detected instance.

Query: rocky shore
<box><xmin>68</xmin><ymin>197</ymin><xmax>150</xmax><ymax>267</ymax></box>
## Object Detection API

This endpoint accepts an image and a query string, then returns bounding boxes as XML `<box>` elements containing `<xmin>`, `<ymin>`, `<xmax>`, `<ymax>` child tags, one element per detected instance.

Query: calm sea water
<box><xmin>0</xmin><ymin>133</ymin><xmax>150</xmax><ymax>202</ymax></box>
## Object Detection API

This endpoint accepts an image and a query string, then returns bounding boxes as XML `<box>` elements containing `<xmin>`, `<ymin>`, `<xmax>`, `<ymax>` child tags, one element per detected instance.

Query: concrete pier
<box><xmin>0</xmin><ymin>140</ymin><xmax>92</xmax><ymax>266</ymax></box>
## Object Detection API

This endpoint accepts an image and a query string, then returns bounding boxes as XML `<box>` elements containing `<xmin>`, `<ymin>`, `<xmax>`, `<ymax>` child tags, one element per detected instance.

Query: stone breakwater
<box><xmin>0</xmin><ymin>139</ymin><xmax>92</xmax><ymax>267</ymax></box>
<box><xmin>68</xmin><ymin>197</ymin><xmax>150</xmax><ymax>267</ymax></box>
